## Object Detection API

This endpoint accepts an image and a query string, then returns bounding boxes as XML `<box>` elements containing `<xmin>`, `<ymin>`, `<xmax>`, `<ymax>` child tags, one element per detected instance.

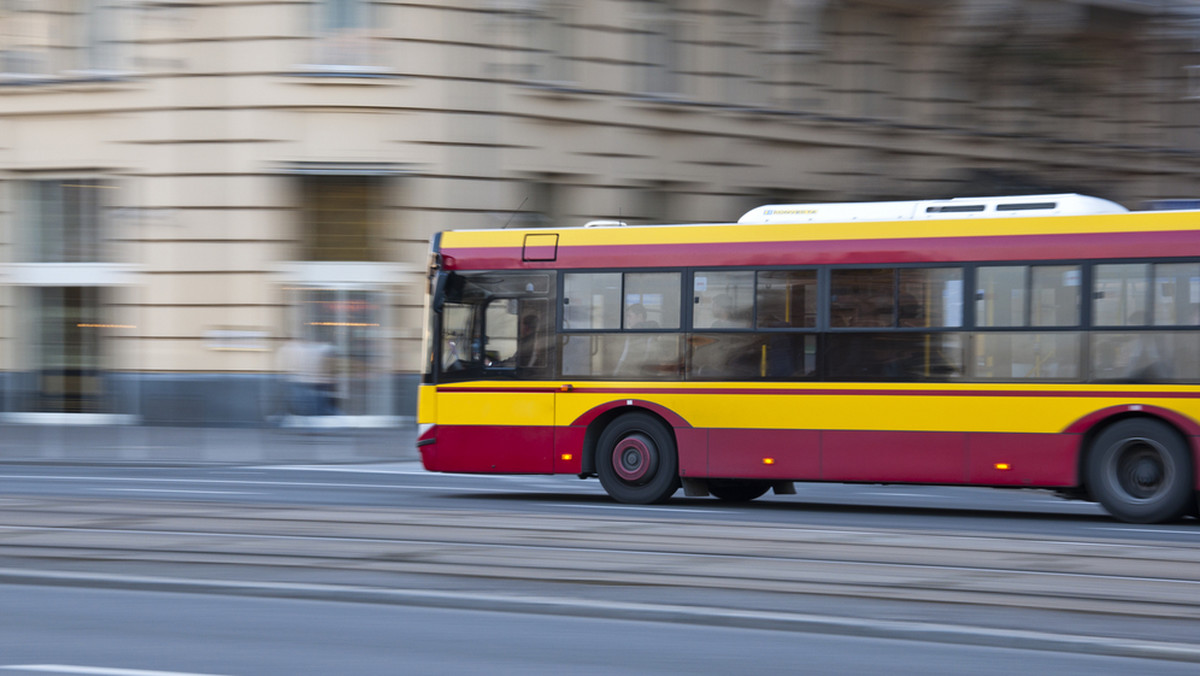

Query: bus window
<box><xmin>757</xmin><ymin>270</ymin><xmax>817</xmax><ymax>329</ymax></box>
<box><xmin>483</xmin><ymin>301</ymin><xmax>518</xmax><ymax>367</ymax></box>
<box><xmin>562</xmin><ymin>333</ymin><xmax>683</xmax><ymax>379</ymax></box>
<box><xmin>513</xmin><ymin>299</ymin><xmax>552</xmax><ymax>372</ymax></box>
<box><xmin>831</xmin><ymin>269</ymin><xmax>895</xmax><ymax>327</ymax></box>
<box><xmin>898</xmin><ymin>268</ymin><xmax>963</xmax><ymax>328</ymax></box>
<box><xmin>1092</xmin><ymin>331</ymin><xmax>1200</xmax><ymax>382</ymax></box>
<box><xmin>971</xmin><ymin>332</ymin><xmax>1081</xmax><ymax>379</ymax></box>
<box><xmin>1032</xmin><ymin>265</ymin><xmax>1081</xmax><ymax>327</ymax></box>
<box><xmin>440</xmin><ymin>302</ymin><xmax>480</xmax><ymax>375</ymax></box>
<box><xmin>693</xmin><ymin>270</ymin><xmax>753</xmax><ymax>329</ymax></box>
<box><xmin>1154</xmin><ymin>263</ymin><xmax>1200</xmax><ymax>326</ymax></box>
<box><xmin>826</xmin><ymin>332</ymin><xmax>964</xmax><ymax>380</ymax></box>
<box><xmin>625</xmin><ymin>272</ymin><xmax>682</xmax><ymax>330</ymax></box>
<box><xmin>1094</xmin><ymin>264</ymin><xmax>1149</xmax><ymax>326</ymax></box>
<box><xmin>977</xmin><ymin>265</ymin><xmax>1080</xmax><ymax>327</ymax></box>
<box><xmin>564</xmin><ymin>273</ymin><xmax>621</xmax><ymax>330</ymax></box>
<box><xmin>976</xmin><ymin>266</ymin><xmax>1026</xmax><ymax>327</ymax></box>
<box><xmin>687</xmin><ymin>333</ymin><xmax>819</xmax><ymax>380</ymax></box>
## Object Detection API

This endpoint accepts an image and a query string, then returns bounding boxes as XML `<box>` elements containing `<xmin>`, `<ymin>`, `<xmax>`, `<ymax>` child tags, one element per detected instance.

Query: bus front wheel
<box><xmin>1086</xmin><ymin>418</ymin><xmax>1194</xmax><ymax>524</ymax></box>
<box><xmin>596</xmin><ymin>412</ymin><xmax>680</xmax><ymax>504</ymax></box>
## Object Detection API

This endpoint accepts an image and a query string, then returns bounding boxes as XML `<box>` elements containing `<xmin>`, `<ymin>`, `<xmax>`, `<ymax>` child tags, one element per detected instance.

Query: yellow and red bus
<box><xmin>417</xmin><ymin>194</ymin><xmax>1200</xmax><ymax>523</ymax></box>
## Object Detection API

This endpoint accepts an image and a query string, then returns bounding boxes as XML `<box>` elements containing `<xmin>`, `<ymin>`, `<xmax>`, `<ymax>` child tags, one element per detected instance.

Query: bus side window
<box><xmin>515</xmin><ymin>299</ymin><xmax>553</xmax><ymax>375</ymax></box>
<box><xmin>483</xmin><ymin>301</ymin><xmax>519</xmax><ymax>368</ymax></box>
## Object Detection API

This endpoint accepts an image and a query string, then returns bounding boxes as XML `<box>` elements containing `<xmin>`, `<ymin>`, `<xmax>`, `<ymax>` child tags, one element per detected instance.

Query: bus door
<box><xmin>434</xmin><ymin>272</ymin><xmax>556</xmax><ymax>473</ymax></box>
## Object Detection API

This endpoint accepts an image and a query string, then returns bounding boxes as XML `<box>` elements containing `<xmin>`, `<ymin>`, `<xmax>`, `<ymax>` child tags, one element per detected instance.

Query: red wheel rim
<box><xmin>612</xmin><ymin>433</ymin><xmax>655</xmax><ymax>482</ymax></box>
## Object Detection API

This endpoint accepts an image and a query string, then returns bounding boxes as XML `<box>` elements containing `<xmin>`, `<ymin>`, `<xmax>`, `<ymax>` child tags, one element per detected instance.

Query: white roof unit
<box><xmin>737</xmin><ymin>193</ymin><xmax>1128</xmax><ymax>225</ymax></box>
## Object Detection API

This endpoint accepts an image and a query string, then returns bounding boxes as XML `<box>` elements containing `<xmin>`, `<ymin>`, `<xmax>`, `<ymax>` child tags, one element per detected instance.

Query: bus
<box><xmin>416</xmin><ymin>193</ymin><xmax>1200</xmax><ymax>524</ymax></box>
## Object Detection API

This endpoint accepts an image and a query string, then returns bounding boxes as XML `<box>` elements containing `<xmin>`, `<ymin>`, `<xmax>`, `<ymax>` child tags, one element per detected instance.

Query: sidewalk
<box><xmin>0</xmin><ymin>421</ymin><xmax>419</xmax><ymax>465</ymax></box>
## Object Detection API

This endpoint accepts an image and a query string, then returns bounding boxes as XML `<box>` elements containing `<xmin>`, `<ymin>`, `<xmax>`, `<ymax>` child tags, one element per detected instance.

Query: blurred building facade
<box><xmin>1</xmin><ymin>0</ymin><xmax>1199</xmax><ymax>426</ymax></box>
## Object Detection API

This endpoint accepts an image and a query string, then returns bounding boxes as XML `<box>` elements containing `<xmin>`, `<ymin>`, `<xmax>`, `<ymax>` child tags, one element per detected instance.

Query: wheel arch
<box><xmin>1065</xmin><ymin>405</ymin><xmax>1200</xmax><ymax>495</ymax></box>
<box><xmin>573</xmin><ymin>401</ymin><xmax>688</xmax><ymax>476</ymax></box>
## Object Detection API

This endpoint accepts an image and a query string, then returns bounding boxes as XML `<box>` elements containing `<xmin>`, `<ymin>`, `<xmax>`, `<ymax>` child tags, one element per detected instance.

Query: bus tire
<box><xmin>1086</xmin><ymin>418</ymin><xmax>1194</xmax><ymax>524</ymax></box>
<box><xmin>708</xmin><ymin>479</ymin><xmax>771</xmax><ymax>502</ymax></box>
<box><xmin>596</xmin><ymin>412</ymin><xmax>679</xmax><ymax>504</ymax></box>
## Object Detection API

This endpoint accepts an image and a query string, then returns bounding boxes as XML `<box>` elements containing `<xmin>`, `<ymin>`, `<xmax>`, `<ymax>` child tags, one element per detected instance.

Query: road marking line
<box><xmin>1</xmin><ymin>665</ymin><xmax>232</xmax><ymax>676</ymax></box>
<box><xmin>861</xmin><ymin>492</ymin><xmax>952</xmax><ymax>499</ymax></box>
<box><xmin>93</xmin><ymin>489</ymin><xmax>256</xmax><ymax>496</ymax></box>
<box><xmin>567</xmin><ymin>504</ymin><xmax>725</xmax><ymax>514</ymax></box>
<box><xmin>1093</xmin><ymin>527</ymin><xmax>1200</xmax><ymax>537</ymax></box>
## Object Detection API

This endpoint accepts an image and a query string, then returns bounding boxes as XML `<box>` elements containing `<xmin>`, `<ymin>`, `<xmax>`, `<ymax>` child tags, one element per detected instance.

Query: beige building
<box><xmin>1</xmin><ymin>0</ymin><xmax>1199</xmax><ymax>425</ymax></box>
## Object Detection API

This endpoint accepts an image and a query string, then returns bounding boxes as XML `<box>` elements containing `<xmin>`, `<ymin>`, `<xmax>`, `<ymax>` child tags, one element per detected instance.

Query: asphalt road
<box><xmin>2</xmin><ymin>585</ymin><xmax>1198</xmax><ymax>676</ymax></box>
<box><xmin>1</xmin><ymin>460</ymin><xmax>1196</xmax><ymax>541</ymax></box>
<box><xmin>2</xmin><ymin>461</ymin><xmax>1199</xmax><ymax>672</ymax></box>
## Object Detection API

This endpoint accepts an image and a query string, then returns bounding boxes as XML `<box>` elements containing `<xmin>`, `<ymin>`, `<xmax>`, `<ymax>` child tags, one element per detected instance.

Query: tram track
<box><xmin>2</xmin><ymin>496</ymin><xmax>1200</xmax><ymax>619</ymax></box>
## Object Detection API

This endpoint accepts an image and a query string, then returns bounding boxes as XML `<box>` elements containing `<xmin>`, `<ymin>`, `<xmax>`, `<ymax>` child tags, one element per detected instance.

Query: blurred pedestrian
<box><xmin>276</xmin><ymin>333</ymin><xmax>338</xmax><ymax>416</ymax></box>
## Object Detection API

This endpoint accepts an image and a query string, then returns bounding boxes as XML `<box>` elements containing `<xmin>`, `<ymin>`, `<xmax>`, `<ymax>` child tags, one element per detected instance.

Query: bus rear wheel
<box><xmin>1086</xmin><ymin>418</ymin><xmax>1194</xmax><ymax>524</ymax></box>
<box><xmin>596</xmin><ymin>412</ymin><xmax>679</xmax><ymax>504</ymax></box>
<box><xmin>708</xmin><ymin>479</ymin><xmax>771</xmax><ymax>502</ymax></box>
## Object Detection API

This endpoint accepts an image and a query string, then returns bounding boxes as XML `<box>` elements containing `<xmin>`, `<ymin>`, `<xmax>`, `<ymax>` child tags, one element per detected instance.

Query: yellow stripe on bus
<box><xmin>440</xmin><ymin>212</ymin><xmax>1200</xmax><ymax>249</ymax></box>
<box><xmin>431</xmin><ymin>382</ymin><xmax>1200</xmax><ymax>435</ymax></box>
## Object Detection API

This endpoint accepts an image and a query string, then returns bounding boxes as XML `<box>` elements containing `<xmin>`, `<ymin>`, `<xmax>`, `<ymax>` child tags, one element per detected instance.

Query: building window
<box><xmin>637</xmin><ymin>0</ymin><xmax>678</xmax><ymax>95</ymax></box>
<box><xmin>311</xmin><ymin>0</ymin><xmax>376</xmax><ymax>67</ymax></box>
<box><xmin>0</xmin><ymin>0</ymin><xmax>122</xmax><ymax>78</ymax></box>
<box><xmin>528</xmin><ymin>178</ymin><xmax>566</xmax><ymax>228</ymax></box>
<box><xmin>521</xmin><ymin>1</ymin><xmax>574</xmax><ymax>83</ymax></box>
<box><xmin>299</xmin><ymin>175</ymin><xmax>386</xmax><ymax>262</ymax></box>
<box><xmin>19</xmin><ymin>179</ymin><xmax>110</xmax><ymax>263</ymax></box>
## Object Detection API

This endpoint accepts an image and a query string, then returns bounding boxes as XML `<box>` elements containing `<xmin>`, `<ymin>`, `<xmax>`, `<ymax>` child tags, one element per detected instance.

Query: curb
<box><xmin>3</xmin><ymin>568</ymin><xmax>1199</xmax><ymax>664</ymax></box>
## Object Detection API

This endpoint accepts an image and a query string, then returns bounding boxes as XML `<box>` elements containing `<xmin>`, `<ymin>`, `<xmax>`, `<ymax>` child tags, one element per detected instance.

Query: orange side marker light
<box><xmin>995</xmin><ymin>463</ymin><xmax>1011</xmax><ymax>471</ymax></box>
<box><xmin>763</xmin><ymin>457</ymin><xmax>776</xmax><ymax>465</ymax></box>
<box><xmin>561</xmin><ymin>454</ymin><xmax>574</xmax><ymax>461</ymax></box>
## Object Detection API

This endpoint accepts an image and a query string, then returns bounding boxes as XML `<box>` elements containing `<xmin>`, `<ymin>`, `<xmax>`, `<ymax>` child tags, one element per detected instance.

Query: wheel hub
<box><xmin>612</xmin><ymin>433</ymin><xmax>656</xmax><ymax>483</ymax></box>
<box><xmin>1131</xmin><ymin>458</ymin><xmax>1162</xmax><ymax>488</ymax></box>
<box><xmin>1116</xmin><ymin>441</ymin><xmax>1169</xmax><ymax>500</ymax></box>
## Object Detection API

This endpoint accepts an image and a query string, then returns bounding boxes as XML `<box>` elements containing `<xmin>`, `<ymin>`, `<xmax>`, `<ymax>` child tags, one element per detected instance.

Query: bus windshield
<box><xmin>435</xmin><ymin>271</ymin><xmax>556</xmax><ymax>382</ymax></box>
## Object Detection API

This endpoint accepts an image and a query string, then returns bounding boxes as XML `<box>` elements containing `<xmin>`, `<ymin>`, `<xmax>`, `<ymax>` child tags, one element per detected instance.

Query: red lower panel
<box><xmin>707</xmin><ymin>428</ymin><xmax>820</xmax><ymax>479</ymax></box>
<box><xmin>822</xmin><ymin>431</ymin><xmax>968</xmax><ymax>483</ymax></box>
<box><xmin>967</xmin><ymin>433</ymin><xmax>1079</xmax><ymax>486</ymax></box>
<box><xmin>1194</xmin><ymin>438</ymin><xmax>1200</xmax><ymax>490</ymax></box>
<box><xmin>675</xmin><ymin>428</ymin><xmax>708</xmax><ymax>478</ymax></box>
<box><xmin>551</xmin><ymin>425</ymin><xmax>706</xmax><ymax>476</ymax></box>
<box><xmin>423</xmin><ymin>423</ymin><xmax>1086</xmax><ymax>488</ymax></box>
<box><xmin>553</xmin><ymin>427</ymin><xmax>585</xmax><ymax>474</ymax></box>
<box><xmin>422</xmin><ymin>425</ymin><xmax>555</xmax><ymax>473</ymax></box>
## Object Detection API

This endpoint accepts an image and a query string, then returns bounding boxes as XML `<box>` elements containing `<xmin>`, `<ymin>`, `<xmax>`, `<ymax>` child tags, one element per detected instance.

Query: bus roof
<box><xmin>737</xmin><ymin>193</ymin><xmax>1128</xmax><ymax>225</ymax></box>
<box><xmin>435</xmin><ymin>195</ymin><xmax>1200</xmax><ymax>271</ymax></box>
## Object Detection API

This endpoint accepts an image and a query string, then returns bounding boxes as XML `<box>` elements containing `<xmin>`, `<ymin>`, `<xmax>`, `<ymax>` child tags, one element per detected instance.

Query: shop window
<box><xmin>282</xmin><ymin>288</ymin><xmax>389</xmax><ymax>416</ymax></box>
<box><xmin>21</xmin><ymin>286</ymin><xmax>109</xmax><ymax>413</ymax></box>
